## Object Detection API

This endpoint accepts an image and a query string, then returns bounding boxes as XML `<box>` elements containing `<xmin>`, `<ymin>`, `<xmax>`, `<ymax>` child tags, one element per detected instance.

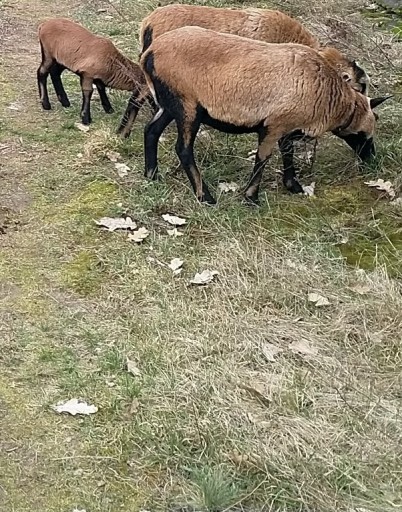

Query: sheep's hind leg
<box><xmin>50</xmin><ymin>64</ymin><xmax>70</xmax><ymax>107</ymax></box>
<box><xmin>175</xmin><ymin>117</ymin><xmax>215</xmax><ymax>205</ymax></box>
<box><xmin>94</xmin><ymin>80</ymin><xmax>114</xmax><ymax>114</ymax></box>
<box><xmin>278</xmin><ymin>135</ymin><xmax>303</xmax><ymax>194</ymax></box>
<box><xmin>37</xmin><ymin>44</ymin><xmax>53</xmax><ymax>110</ymax></box>
<box><xmin>244</xmin><ymin>127</ymin><xmax>279</xmax><ymax>205</ymax></box>
<box><xmin>80</xmin><ymin>75</ymin><xmax>94</xmax><ymax>125</ymax></box>
<box><xmin>144</xmin><ymin>108</ymin><xmax>173</xmax><ymax>180</ymax></box>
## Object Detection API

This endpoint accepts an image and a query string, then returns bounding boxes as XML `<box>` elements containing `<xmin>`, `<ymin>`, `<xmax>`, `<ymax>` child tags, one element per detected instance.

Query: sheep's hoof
<box><xmin>243</xmin><ymin>194</ymin><xmax>260</xmax><ymax>207</ymax></box>
<box><xmin>285</xmin><ymin>179</ymin><xmax>303</xmax><ymax>195</ymax></box>
<box><xmin>58</xmin><ymin>96</ymin><xmax>70</xmax><ymax>107</ymax></box>
<box><xmin>144</xmin><ymin>169</ymin><xmax>161</xmax><ymax>181</ymax></box>
<box><xmin>81</xmin><ymin>117</ymin><xmax>92</xmax><ymax>126</ymax></box>
<box><xmin>116</xmin><ymin>126</ymin><xmax>131</xmax><ymax>139</ymax></box>
<box><xmin>198</xmin><ymin>187</ymin><xmax>216</xmax><ymax>206</ymax></box>
<box><xmin>104</xmin><ymin>106</ymin><xmax>114</xmax><ymax>114</ymax></box>
<box><xmin>41</xmin><ymin>101</ymin><xmax>51</xmax><ymax>110</ymax></box>
<box><xmin>199</xmin><ymin>196</ymin><xmax>217</xmax><ymax>206</ymax></box>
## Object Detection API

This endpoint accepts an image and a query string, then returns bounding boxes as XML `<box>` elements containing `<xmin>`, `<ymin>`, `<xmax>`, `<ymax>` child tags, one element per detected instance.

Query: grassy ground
<box><xmin>1</xmin><ymin>0</ymin><xmax>402</xmax><ymax>510</ymax></box>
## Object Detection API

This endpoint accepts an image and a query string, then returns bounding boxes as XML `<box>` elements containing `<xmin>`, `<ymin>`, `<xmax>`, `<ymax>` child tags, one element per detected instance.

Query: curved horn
<box><xmin>370</xmin><ymin>96</ymin><xmax>393</xmax><ymax>109</ymax></box>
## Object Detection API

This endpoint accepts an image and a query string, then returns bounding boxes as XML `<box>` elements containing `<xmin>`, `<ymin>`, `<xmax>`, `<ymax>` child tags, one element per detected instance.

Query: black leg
<box><xmin>175</xmin><ymin>120</ymin><xmax>215</xmax><ymax>205</ymax></box>
<box><xmin>94</xmin><ymin>80</ymin><xmax>113</xmax><ymax>114</ymax></box>
<box><xmin>144</xmin><ymin>108</ymin><xmax>174</xmax><ymax>180</ymax></box>
<box><xmin>37</xmin><ymin>45</ymin><xmax>53</xmax><ymax>111</ymax></box>
<box><xmin>244</xmin><ymin>127</ymin><xmax>284</xmax><ymax>205</ymax></box>
<box><xmin>50</xmin><ymin>64</ymin><xmax>70</xmax><ymax>107</ymax></box>
<box><xmin>278</xmin><ymin>135</ymin><xmax>303</xmax><ymax>194</ymax></box>
<box><xmin>117</xmin><ymin>89</ymin><xmax>150</xmax><ymax>138</ymax></box>
<box><xmin>80</xmin><ymin>75</ymin><xmax>93</xmax><ymax>125</ymax></box>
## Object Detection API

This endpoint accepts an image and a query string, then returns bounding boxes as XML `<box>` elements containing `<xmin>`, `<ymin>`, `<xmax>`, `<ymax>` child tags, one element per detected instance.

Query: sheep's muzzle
<box><xmin>334</xmin><ymin>132</ymin><xmax>375</xmax><ymax>161</ymax></box>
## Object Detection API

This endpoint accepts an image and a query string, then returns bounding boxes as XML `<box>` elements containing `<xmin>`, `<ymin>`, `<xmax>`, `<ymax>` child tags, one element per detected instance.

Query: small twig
<box><xmin>51</xmin><ymin>455</ymin><xmax>118</xmax><ymax>461</ymax></box>
<box><xmin>100</xmin><ymin>0</ymin><xmax>139</xmax><ymax>24</ymax></box>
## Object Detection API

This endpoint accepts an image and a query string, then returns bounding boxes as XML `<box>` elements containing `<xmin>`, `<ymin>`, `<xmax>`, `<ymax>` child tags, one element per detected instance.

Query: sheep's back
<box><xmin>147</xmin><ymin>27</ymin><xmax>345</xmax><ymax>130</ymax></box>
<box><xmin>142</xmin><ymin>5</ymin><xmax>319</xmax><ymax>49</ymax></box>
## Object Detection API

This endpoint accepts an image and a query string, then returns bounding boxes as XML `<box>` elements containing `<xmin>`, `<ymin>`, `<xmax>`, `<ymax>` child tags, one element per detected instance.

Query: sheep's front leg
<box><xmin>80</xmin><ymin>75</ymin><xmax>94</xmax><ymax>125</ymax></box>
<box><xmin>175</xmin><ymin>115</ymin><xmax>215</xmax><ymax>205</ymax></box>
<box><xmin>244</xmin><ymin>127</ymin><xmax>278</xmax><ymax>205</ymax></box>
<box><xmin>94</xmin><ymin>80</ymin><xmax>113</xmax><ymax>114</ymax></box>
<box><xmin>144</xmin><ymin>108</ymin><xmax>173</xmax><ymax>180</ymax></box>
<box><xmin>278</xmin><ymin>135</ymin><xmax>303</xmax><ymax>194</ymax></box>
<box><xmin>118</xmin><ymin>87</ymin><xmax>153</xmax><ymax>138</ymax></box>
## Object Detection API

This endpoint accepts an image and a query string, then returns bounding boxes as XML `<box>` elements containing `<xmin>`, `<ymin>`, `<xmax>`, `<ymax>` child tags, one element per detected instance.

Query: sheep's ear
<box><xmin>342</xmin><ymin>72</ymin><xmax>352</xmax><ymax>83</ymax></box>
<box><xmin>370</xmin><ymin>96</ymin><xmax>392</xmax><ymax>109</ymax></box>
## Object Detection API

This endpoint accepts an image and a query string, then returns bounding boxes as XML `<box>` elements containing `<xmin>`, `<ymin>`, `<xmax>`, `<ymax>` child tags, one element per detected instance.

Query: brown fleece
<box><xmin>39</xmin><ymin>18</ymin><xmax>145</xmax><ymax>91</ymax></box>
<box><xmin>139</xmin><ymin>4</ymin><xmax>368</xmax><ymax>94</ymax></box>
<box><xmin>141</xmin><ymin>27</ymin><xmax>375</xmax><ymax>145</ymax></box>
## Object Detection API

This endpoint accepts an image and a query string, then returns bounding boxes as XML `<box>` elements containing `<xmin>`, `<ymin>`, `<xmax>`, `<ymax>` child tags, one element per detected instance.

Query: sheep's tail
<box><xmin>106</xmin><ymin>52</ymin><xmax>146</xmax><ymax>91</ymax></box>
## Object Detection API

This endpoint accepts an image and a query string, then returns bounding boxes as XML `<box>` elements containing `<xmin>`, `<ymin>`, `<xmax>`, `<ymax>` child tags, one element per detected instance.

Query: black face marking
<box><xmin>333</xmin><ymin>131</ymin><xmax>375</xmax><ymax>161</ymax></box>
<box><xmin>141</xmin><ymin>26</ymin><xmax>153</xmax><ymax>55</ymax></box>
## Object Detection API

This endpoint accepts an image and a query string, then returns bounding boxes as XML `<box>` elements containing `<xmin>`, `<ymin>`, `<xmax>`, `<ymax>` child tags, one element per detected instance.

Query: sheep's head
<box><xmin>341</xmin><ymin>60</ymin><xmax>370</xmax><ymax>96</ymax></box>
<box><xmin>320</xmin><ymin>48</ymin><xmax>370</xmax><ymax>95</ymax></box>
<box><xmin>333</xmin><ymin>95</ymin><xmax>391</xmax><ymax>161</ymax></box>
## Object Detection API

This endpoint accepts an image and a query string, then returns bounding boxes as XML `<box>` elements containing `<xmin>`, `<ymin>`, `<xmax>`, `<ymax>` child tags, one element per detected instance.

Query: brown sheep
<box><xmin>37</xmin><ymin>18</ymin><xmax>146</xmax><ymax>125</ymax></box>
<box><xmin>140</xmin><ymin>27</ymin><xmax>390</xmax><ymax>205</ymax></box>
<box><xmin>117</xmin><ymin>4</ymin><xmax>369</xmax><ymax>138</ymax></box>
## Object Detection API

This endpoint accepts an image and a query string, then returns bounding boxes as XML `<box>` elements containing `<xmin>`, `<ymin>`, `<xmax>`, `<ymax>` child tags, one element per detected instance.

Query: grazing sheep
<box><xmin>140</xmin><ymin>27</ymin><xmax>389</xmax><ymax>205</ymax></box>
<box><xmin>117</xmin><ymin>4</ymin><xmax>369</xmax><ymax>138</ymax></box>
<box><xmin>37</xmin><ymin>18</ymin><xmax>146</xmax><ymax>125</ymax></box>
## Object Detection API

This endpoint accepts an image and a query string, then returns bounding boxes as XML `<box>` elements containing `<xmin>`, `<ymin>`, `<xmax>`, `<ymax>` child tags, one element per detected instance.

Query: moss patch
<box><xmin>61</xmin><ymin>249</ymin><xmax>104</xmax><ymax>295</ymax></box>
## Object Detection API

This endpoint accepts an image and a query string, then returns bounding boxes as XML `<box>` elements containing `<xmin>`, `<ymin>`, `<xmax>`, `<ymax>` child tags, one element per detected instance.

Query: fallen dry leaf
<box><xmin>96</xmin><ymin>217</ymin><xmax>137</xmax><ymax>232</ymax></box>
<box><xmin>115</xmin><ymin>162</ymin><xmax>130</xmax><ymax>177</ymax></box>
<box><xmin>126</xmin><ymin>357</ymin><xmax>141</xmax><ymax>376</ymax></box>
<box><xmin>308</xmin><ymin>292</ymin><xmax>330</xmax><ymax>307</ymax></box>
<box><xmin>106</xmin><ymin>150</ymin><xmax>121</xmax><ymax>162</ymax></box>
<box><xmin>289</xmin><ymin>340</ymin><xmax>319</xmax><ymax>357</ymax></box>
<box><xmin>302</xmin><ymin>182</ymin><xmax>315</xmax><ymax>197</ymax></box>
<box><xmin>162</xmin><ymin>214</ymin><xmax>186</xmax><ymax>226</ymax></box>
<box><xmin>218</xmin><ymin>181</ymin><xmax>239</xmax><ymax>193</ymax></box>
<box><xmin>364</xmin><ymin>178</ymin><xmax>395</xmax><ymax>199</ymax></box>
<box><xmin>52</xmin><ymin>398</ymin><xmax>98</xmax><ymax>416</ymax></box>
<box><xmin>239</xmin><ymin>384</ymin><xmax>271</xmax><ymax>407</ymax></box>
<box><xmin>129</xmin><ymin>398</ymin><xmax>140</xmax><ymax>415</ymax></box>
<box><xmin>261</xmin><ymin>342</ymin><xmax>283</xmax><ymax>362</ymax></box>
<box><xmin>127</xmin><ymin>227</ymin><xmax>149</xmax><ymax>243</ymax></box>
<box><xmin>190</xmin><ymin>269</ymin><xmax>218</xmax><ymax>285</ymax></box>
<box><xmin>75</xmin><ymin>122</ymin><xmax>90</xmax><ymax>133</ymax></box>
<box><xmin>197</xmin><ymin>128</ymin><xmax>212</xmax><ymax>140</ymax></box>
<box><xmin>8</xmin><ymin>102</ymin><xmax>20</xmax><ymax>111</ymax></box>
<box><xmin>166</xmin><ymin>228</ymin><xmax>184</xmax><ymax>237</ymax></box>
<box><xmin>350</xmin><ymin>283</ymin><xmax>371</xmax><ymax>295</ymax></box>
<box><xmin>168</xmin><ymin>258</ymin><xmax>184</xmax><ymax>273</ymax></box>
<box><xmin>226</xmin><ymin>451</ymin><xmax>261</xmax><ymax>465</ymax></box>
